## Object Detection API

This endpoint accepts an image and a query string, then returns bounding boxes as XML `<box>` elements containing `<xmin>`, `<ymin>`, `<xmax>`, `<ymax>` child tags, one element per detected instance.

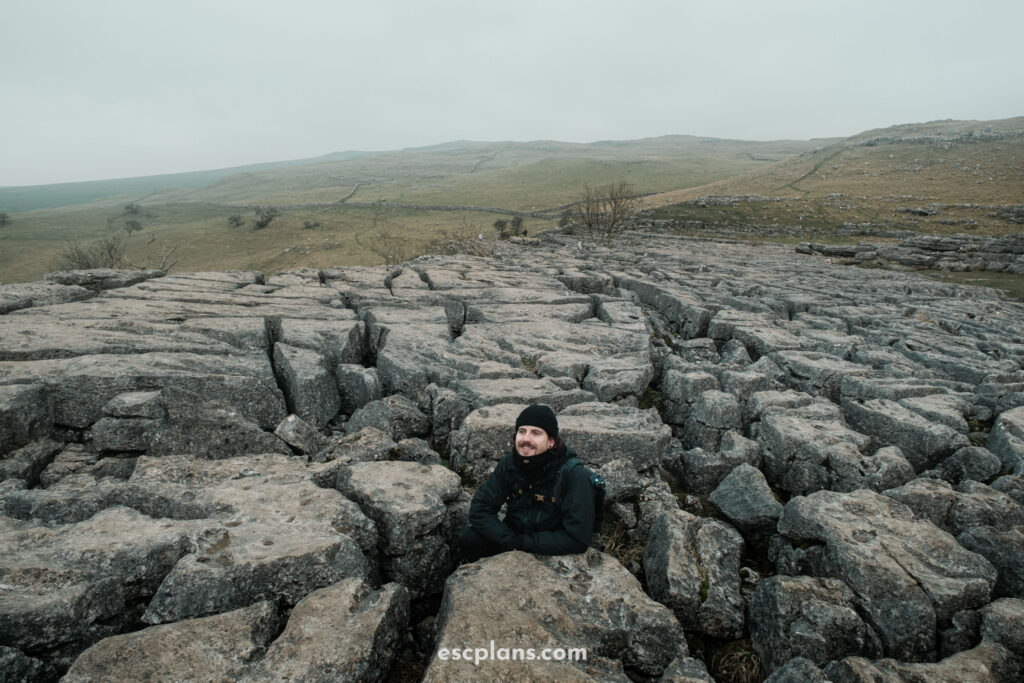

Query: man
<box><xmin>456</xmin><ymin>404</ymin><xmax>595</xmax><ymax>562</ymax></box>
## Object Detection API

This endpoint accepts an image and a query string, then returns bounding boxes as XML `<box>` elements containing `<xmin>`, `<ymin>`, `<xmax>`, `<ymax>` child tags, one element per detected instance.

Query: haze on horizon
<box><xmin>2</xmin><ymin>0</ymin><xmax>1022</xmax><ymax>188</ymax></box>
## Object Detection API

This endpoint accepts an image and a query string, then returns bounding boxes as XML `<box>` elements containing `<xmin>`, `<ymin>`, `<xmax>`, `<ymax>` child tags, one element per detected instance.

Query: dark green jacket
<box><xmin>468</xmin><ymin>447</ymin><xmax>595</xmax><ymax>555</ymax></box>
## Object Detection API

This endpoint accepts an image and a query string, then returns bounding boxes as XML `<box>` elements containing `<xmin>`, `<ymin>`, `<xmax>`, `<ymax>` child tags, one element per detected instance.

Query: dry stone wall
<box><xmin>2</xmin><ymin>235</ymin><xmax>1024</xmax><ymax>680</ymax></box>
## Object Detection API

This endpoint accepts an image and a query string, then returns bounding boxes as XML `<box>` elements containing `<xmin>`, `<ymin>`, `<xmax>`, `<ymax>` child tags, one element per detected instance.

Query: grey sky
<box><xmin>2</xmin><ymin>0</ymin><xmax>1022</xmax><ymax>187</ymax></box>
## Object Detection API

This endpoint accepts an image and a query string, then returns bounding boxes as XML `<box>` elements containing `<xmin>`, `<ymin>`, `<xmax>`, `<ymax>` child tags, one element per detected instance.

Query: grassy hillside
<box><xmin>0</xmin><ymin>136</ymin><xmax>827</xmax><ymax>282</ymax></box>
<box><xmin>1</xmin><ymin>121</ymin><xmax>1020</xmax><ymax>284</ymax></box>
<box><xmin>648</xmin><ymin>117</ymin><xmax>1024</xmax><ymax>236</ymax></box>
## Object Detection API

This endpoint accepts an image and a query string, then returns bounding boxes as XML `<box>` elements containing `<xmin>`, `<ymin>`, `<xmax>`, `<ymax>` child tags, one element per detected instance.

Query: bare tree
<box><xmin>366</xmin><ymin>203</ymin><xmax>408</xmax><ymax>265</ymax></box>
<box><xmin>571</xmin><ymin>181</ymin><xmax>638</xmax><ymax>244</ymax></box>
<box><xmin>125</xmin><ymin>235</ymin><xmax>178</xmax><ymax>272</ymax></box>
<box><xmin>228</xmin><ymin>214</ymin><xmax>244</xmax><ymax>228</ymax></box>
<box><xmin>51</xmin><ymin>235</ymin><xmax>128</xmax><ymax>271</ymax></box>
<box><xmin>124</xmin><ymin>219</ymin><xmax>143</xmax><ymax>235</ymax></box>
<box><xmin>601</xmin><ymin>180</ymin><xmax>638</xmax><ymax>244</ymax></box>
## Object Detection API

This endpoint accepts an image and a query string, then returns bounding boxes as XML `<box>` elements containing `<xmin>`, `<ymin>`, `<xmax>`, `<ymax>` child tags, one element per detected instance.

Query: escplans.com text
<box><xmin>437</xmin><ymin>640</ymin><xmax>587</xmax><ymax>666</ymax></box>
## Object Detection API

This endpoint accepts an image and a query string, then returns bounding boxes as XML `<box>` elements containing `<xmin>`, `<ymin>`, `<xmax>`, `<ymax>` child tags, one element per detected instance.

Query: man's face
<box><xmin>515</xmin><ymin>425</ymin><xmax>554</xmax><ymax>457</ymax></box>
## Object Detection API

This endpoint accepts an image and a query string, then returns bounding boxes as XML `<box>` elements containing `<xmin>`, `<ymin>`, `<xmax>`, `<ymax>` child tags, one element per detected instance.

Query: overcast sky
<box><xmin>2</xmin><ymin>0</ymin><xmax>1022</xmax><ymax>187</ymax></box>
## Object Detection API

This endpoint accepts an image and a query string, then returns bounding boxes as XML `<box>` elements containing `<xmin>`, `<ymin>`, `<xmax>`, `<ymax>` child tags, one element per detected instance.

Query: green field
<box><xmin>1</xmin><ymin>119</ymin><xmax>1021</xmax><ymax>284</ymax></box>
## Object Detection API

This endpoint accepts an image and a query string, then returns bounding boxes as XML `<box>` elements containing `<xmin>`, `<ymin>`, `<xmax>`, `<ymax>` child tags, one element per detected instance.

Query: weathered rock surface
<box><xmin>749</xmin><ymin>575</ymin><xmax>882</xmax><ymax>673</ymax></box>
<box><xmin>774</xmin><ymin>489</ymin><xmax>997</xmax><ymax>661</ymax></box>
<box><xmin>425</xmin><ymin>550</ymin><xmax>688</xmax><ymax>680</ymax></box>
<box><xmin>644</xmin><ymin>508</ymin><xmax>746</xmax><ymax>639</ymax></box>
<box><xmin>1</xmin><ymin>232</ymin><xmax>1022</xmax><ymax>679</ymax></box>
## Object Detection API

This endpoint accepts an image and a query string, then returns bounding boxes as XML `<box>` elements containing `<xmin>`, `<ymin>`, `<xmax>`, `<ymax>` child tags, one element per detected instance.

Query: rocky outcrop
<box><xmin>2</xmin><ymin>231</ymin><xmax>1023</xmax><ymax>679</ymax></box>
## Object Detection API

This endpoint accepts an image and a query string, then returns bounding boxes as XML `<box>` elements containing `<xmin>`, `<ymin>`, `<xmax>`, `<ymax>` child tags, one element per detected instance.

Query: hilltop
<box><xmin>0</xmin><ymin>117</ymin><xmax>1021</xmax><ymax>284</ymax></box>
<box><xmin>648</xmin><ymin>117</ymin><xmax>1024</xmax><ymax>237</ymax></box>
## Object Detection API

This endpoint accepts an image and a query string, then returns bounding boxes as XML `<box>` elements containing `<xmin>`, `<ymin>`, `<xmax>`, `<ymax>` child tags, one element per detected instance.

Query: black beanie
<box><xmin>515</xmin><ymin>404</ymin><xmax>558</xmax><ymax>439</ymax></box>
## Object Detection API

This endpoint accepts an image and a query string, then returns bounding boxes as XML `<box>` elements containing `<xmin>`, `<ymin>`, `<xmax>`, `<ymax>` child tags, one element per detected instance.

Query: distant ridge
<box><xmin>0</xmin><ymin>151</ymin><xmax>375</xmax><ymax>212</ymax></box>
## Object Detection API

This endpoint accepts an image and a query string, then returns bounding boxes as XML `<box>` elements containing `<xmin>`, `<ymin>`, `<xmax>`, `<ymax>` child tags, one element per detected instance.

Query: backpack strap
<box><xmin>553</xmin><ymin>457</ymin><xmax>583</xmax><ymax>504</ymax></box>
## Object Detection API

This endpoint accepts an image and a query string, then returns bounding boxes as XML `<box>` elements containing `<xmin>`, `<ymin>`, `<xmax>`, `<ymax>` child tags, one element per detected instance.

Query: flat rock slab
<box><xmin>63</xmin><ymin>600</ymin><xmax>279</xmax><ymax>683</ymax></box>
<box><xmin>0</xmin><ymin>352</ymin><xmax>287</xmax><ymax>430</ymax></box>
<box><xmin>424</xmin><ymin>549</ymin><xmax>688</xmax><ymax>681</ymax></box>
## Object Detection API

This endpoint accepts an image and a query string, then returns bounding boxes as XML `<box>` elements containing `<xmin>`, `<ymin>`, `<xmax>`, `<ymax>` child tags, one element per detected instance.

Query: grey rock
<box><xmin>658</xmin><ymin>656</ymin><xmax>714</xmax><ymax>682</ymax></box>
<box><xmin>940</xmin><ymin>609</ymin><xmax>982</xmax><ymax>659</ymax></box>
<box><xmin>425</xmin><ymin>550</ymin><xmax>688</xmax><ymax>680</ymax></box>
<box><xmin>0</xmin><ymin>506</ymin><xmax>208</xmax><ymax>654</ymax></box>
<box><xmin>775</xmin><ymin>489</ymin><xmax>997</xmax><ymax>661</ymax></box>
<box><xmin>0</xmin><ymin>352</ymin><xmax>288</xmax><ymax>430</ymax></box>
<box><xmin>644</xmin><ymin>508</ymin><xmax>746</xmax><ymax>639</ymax></box>
<box><xmin>824</xmin><ymin>642</ymin><xmax>1021</xmax><ymax>682</ymax></box>
<box><xmin>660</xmin><ymin>362</ymin><xmax>719</xmax><ymax>425</ymax></box>
<box><xmin>89</xmin><ymin>416</ymin><xmax>158</xmax><ymax>452</ymax></box>
<box><xmin>0</xmin><ymin>280</ymin><xmax>94</xmax><ymax>308</ymax></box>
<box><xmin>683</xmin><ymin>390</ymin><xmax>741</xmax><ymax>451</ymax></box>
<box><xmin>709</xmin><ymin>464</ymin><xmax>783</xmax><ymax>546</ymax></box>
<box><xmin>43</xmin><ymin>268</ymin><xmax>164</xmax><ymax>291</ymax></box>
<box><xmin>276</xmin><ymin>317</ymin><xmax>364</xmax><ymax>366</ymax></box>
<box><xmin>396</xmin><ymin>438</ymin><xmax>443</xmax><ymax>466</ymax></box>
<box><xmin>989</xmin><ymin>406</ymin><xmax>1024</xmax><ymax>475</ymax></box>
<box><xmin>63</xmin><ymin>601</ymin><xmax>278</xmax><ymax>683</ymax></box>
<box><xmin>346</xmin><ymin>394</ymin><xmax>429</xmax><ymax>441</ymax></box>
<box><xmin>993</xmin><ymin>474</ymin><xmax>1024</xmax><ymax>506</ymax></box>
<box><xmin>980</xmin><ymin>598</ymin><xmax>1024</xmax><ymax>656</ymax></box>
<box><xmin>764</xmin><ymin>657</ymin><xmax>829</xmax><ymax>683</ymax></box>
<box><xmin>336</xmin><ymin>460</ymin><xmax>460</xmax><ymax>596</ymax></box>
<box><xmin>0</xmin><ymin>646</ymin><xmax>43</xmax><ymax>682</ymax></box>
<box><xmin>272</xmin><ymin>343</ymin><xmax>340</xmax><ymax>428</ymax></box>
<box><xmin>101</xmin><ymin>390</ymin><xmax>164</xmax><ymax>419</ymax></box>
<box><xmin>247</xmin><ymin>580</ymin><xmax>409</xmax><ymax>683</ymax></box>
<box><xmin>899</xmin><ymin>393</ymin><xmax>971</xmax><ymax>433</ymax></box>
<box><xmin>958</xmin><ymin>526</ymin><xmax>1024</xmax><ymax>598</ymax></box>
<box><xmin>274</xmin><ymin>413</ymin><xmax>329</xmax><ymax>455</ymax></box>
<box><xmin>336</xmin><ymin>364</ymin><xmax>383</xmax><ymax>414</ymax></box>
<box><xmin>149</xmin><ymin>387</ymin><xmax>291</xmax><ymax>458</ymax></box>
<box><xmin>842</xmin><ymin>396</ymin><xmax>971</xmax><ymax>472</ymax></box>
<box><xmin>668</xmin><ymin>432</ymin><xmax>762</xmax><ymax>494</ymax></box>
<box><xmin>885</xmin><ymin>479</ymin><xmax>1024</xmax><ymax>535</ymax></box>
<box><xmin>0</xmin><ymin>383</ymin><xmax>52</xmax><ymax>455</ymax></box>
<box><xmin>757</xmin><ymin>408</ymin><xmax>874</xmax><ymax>495</ymax></box>
<box><xmin>749</xmin><ymin>575</ymin><xmax>882</xmax><ymax>673</ymax></box>
<box><xmin>0</xmin><ymin>438</ymin><xmax>62</xmax><ymax>485</ymax></box>
<box><xmin>937</xmin><ymin>446</ymin><xmax>1004</xmax><ymax>485</ymax></box>
<box><xmin>595</xmin><ymin>458</ymin><xmax>645</xmax><ymax>504</ymax></box>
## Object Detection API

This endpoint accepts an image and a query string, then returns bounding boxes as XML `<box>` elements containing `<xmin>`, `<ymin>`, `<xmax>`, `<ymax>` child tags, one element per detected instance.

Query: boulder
<box><xmin>336</xmin><ymin>460</ymin><xmax>461</xmax><ymax>596</ymax></box>
<box><xmin>148</xmin><ymin>387</ymin><xmax>291</xmax><ymax>458</ymax></box>
<box><xmin>682</xmin><ymin>390</ymin><xmax>741</xmax><ymax>451</ymax></box>
<box><xmin>425</xmin><ymin>550</ymin><xmax>688</xmax><ymax>680</ymax></box>
<box><xmin>989</xmin><ymin>406</ymin><xmax>1024</xmax><ymax>475</ymax></box>
<box><xmin>842</xmin><ymin>397</ymin><xmax>971</xmax><ymax>472</ymax></box>
<box><xmin>63</xmin><ymin>601</ymin><xmax>279</xmax><ymax>683</ymax></box>
<box><xmin>709</xmin><ymin>464</ymin><xmax>783</xmax><ymax>546</ymax></box>
<box><xmin>644</xmin><ymin>508</ymin><xmax>746</xmax><ymax>639</ymax></box>
<box><xmin>667</xmin><ymin>431</ymin><xmax>762</xmax><ymax>494</ymax></box>
<box><xmin>336</xmin><ymin>363</ymin><xmax>383</xmax><ymax>414</ymax></box>
<box><xmin>958</xmin><ymin>526</ymin><xmax>1024</xmax><ymax>599</ymax></box>
<box><xmin>935</xmin><ymin>446</ymin><xmax>1004</xmax><ymax>485</ymax></box>
<box><xmin>980</xmin><ymin>598</ymin><xmax>1024</xmax><ymax>656</ymax></box>
<box><xmin>346</xmin><ymin>394</ymin><xmax>430</xmax><ymax>441</ymax></box>
<box><xmin>748</xmin><ymin>575</ymin><xmax>882</xmax><ymax>673</ymax></box>
<box><xmin>774</xmin><ymin>489</ymin><xmax>997</xmax><ymax>661</ymax></box>
<box><xmin>823</xmin><ymin>642</ymin><xmax>1021</xmax><ymax>682</ymax></box>
<box><xmin>272</xmin><ymin>343</ymin><xmax>340</xmax><ymax>428</ymax></box>
<box><xmin>274</xmin><ymin>413</ymin><xmax>329</xmax><ymax>455</ymax></box>
<box><xmin>246</xmin><ymin>580</ymin><xmax>409</xmax><ymax>682</ymax></box>
<box><xmin>0</xmin><ymin>383</ymin><xmax>52</xmax><ymax>454</ymax></box>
